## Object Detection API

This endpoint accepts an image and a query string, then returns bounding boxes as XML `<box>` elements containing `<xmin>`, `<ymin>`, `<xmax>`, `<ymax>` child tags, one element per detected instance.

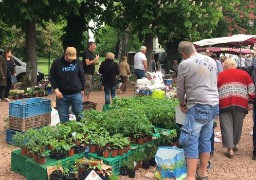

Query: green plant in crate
<box><xmin>56</xmin><ymin>123</ymin><xmax>72</xmax><ymax>140</ymax></box>
<box><xmin>158</xmin><ymin>129</ymin><xmax>178</xmax><ymax>146</ymax></box>
<box><xmin>38</xmin><ymin>150</ymin><xmax>50</xmax><ymax>158</ymax></box>
<box><xmin>12</xmin><ymin>132</ymin><xmax>27</xmax><ymax>148</ymax></box>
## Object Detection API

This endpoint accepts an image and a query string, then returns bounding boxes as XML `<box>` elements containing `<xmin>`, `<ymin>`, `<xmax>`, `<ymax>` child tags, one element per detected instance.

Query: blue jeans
<box><xmin>179</xmin><ymin>104</ymin><xmax>219</xmax><ymax>158</ymax></box>
<box><xmin>56</xmin><ymin>92</ymin><xmax>83</xmax><ymax>123</ymax></box>
<box><xmin>104</xmin><ymin>86</ymin><xmax>115</xmax><ymax>104</ymax></box>
<box><xmin>135</xmin><ymin>69</ymin><xmax>145</xmax><ymax>79</ymax></box>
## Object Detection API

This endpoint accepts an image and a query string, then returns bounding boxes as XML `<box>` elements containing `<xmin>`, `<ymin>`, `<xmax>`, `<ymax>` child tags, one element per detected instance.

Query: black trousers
<box><xmin>4</xmin><ymin>78</ymin><xmax>12</xmax><ymax>98</ymax></box>
<box><xmin>0</xmin><ymin>86</ymin><xmax>5</xmax><ymax>100</ymax></box>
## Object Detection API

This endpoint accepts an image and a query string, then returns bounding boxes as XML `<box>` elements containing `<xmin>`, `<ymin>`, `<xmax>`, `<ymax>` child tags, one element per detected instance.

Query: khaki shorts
<box><xmin>84</xmin><ymin>74</ymin><xmax>93</xmax><ymax>95</ymax></box>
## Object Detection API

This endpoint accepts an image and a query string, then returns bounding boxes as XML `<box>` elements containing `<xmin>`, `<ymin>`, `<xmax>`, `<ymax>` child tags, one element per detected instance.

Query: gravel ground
<box><xmin>1</xmin><ymin>88</ymin><xmax>256</xmax><ymax>180</ymax></box>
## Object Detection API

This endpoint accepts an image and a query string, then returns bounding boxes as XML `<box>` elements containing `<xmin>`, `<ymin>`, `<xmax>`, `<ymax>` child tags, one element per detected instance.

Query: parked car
<box><xmin>0</xmin><ymin>48</ymin><xmax>44</xmax><ymax>82</ymax></box>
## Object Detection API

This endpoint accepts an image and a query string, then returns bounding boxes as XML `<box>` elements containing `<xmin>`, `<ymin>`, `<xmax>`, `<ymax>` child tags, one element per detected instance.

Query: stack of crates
<box><xmin>6</xmin><ymin>97</ymin><xmax>51</xmax><ymax>145</ymax></box>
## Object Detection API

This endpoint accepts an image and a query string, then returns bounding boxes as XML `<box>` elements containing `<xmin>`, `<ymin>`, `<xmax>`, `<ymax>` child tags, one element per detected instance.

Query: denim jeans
<box><xmin>104</xmin><ymin>86</ymin><xmax>115</xmax><ymax>104</ymax></box>
<box><xmin>56</xmin><ymin>92</ymin><xmax>83</xmax><ymax>123</ymax></box>
<box><xmin>135</xmin><ymin>69</ymin><xmax>145</xmax><ymax>79</ymax></box>
<box><xmin>179</xmin><ymin>104</ymin><xmax>219</xmax><ymax>158</ymax></box>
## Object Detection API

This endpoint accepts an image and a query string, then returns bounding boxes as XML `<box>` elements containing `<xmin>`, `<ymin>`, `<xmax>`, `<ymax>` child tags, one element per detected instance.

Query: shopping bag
<box><xmin>155</xmin><ymin>146</ymin><xmax>187</xmax><ymax>179</ymax></box>
<box><xmin>11</xmin><ymin>75</ymin><xmax>17</xmax><ymax>84</ymax></box>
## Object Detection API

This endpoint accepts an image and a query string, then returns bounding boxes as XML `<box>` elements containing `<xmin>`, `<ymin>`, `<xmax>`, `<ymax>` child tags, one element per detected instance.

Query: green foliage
<box><xmin>37</xmin><ymin>20</ymin><xmax>65</xmax><ymax>57</ymax></box>
<box><xmin>12</xmin><ymin>132</ymin><xmax>27</xmax><ymax>148</ymax></box>
<box><xmin>95</xmin><ymin>25</ymin><xmax>118</xmax><ymax>56</ymax></box>
<box><xmin>0</xmin><ymin>21</ymin><xmax>25</xmax><ymax>58</ymax></box>
<box><xmin>112</xmin><ymin>97</ymin><xmax>179</xmax><ymax>129</ymax></box>
<box><xmin>109</xmin><ymin>173</ymin><xmax>119</xmax><ymax>180</ymax></box>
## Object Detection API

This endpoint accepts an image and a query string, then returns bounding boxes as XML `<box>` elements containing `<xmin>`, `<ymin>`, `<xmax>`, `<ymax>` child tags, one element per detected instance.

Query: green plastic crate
<box><xmin>88</xmin><ymin>150</ymin><xmax>133</xmax><ymax>175</ymax></box>
<box><xmin>11</xmin><ymin>149</ymin><xmax>30</xmax><ymax>177</ymax></box>
<box><xmin>26</xmin><ymin>153</ymin><xmax>84</xmax><ymax>180</ymax></box>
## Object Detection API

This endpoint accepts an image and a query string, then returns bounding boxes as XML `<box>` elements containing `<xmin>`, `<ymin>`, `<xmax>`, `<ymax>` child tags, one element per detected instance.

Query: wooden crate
<box><xmin>9</xmin><ymin>113</ymin><xmax>51</xmax><ymax>132</ymax></box>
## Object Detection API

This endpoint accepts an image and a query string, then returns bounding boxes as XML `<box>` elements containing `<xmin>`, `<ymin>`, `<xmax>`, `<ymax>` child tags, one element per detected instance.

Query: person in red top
<box><xmin>218</xmin><ymin>58</ymin><xmax>255</xmax><ymax>158</ymax></box>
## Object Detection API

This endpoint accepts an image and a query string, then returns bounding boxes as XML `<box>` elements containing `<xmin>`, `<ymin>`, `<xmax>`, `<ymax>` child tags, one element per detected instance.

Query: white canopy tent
<box><xmin>193</xmin><ymin>34</ymin><xmax>256</xmax><ymax>47</ymax></box>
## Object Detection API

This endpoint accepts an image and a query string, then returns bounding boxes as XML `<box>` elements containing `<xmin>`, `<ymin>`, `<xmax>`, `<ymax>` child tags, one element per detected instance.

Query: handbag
<box><xmin>10</xmin><ymin>75</ymin><xmax>17</xmax><ymax>84</ymax></box>
<box><xmin>7</xmin><ymin>66</ymin><xmax>17</xmax><ymax>84</ymax></box>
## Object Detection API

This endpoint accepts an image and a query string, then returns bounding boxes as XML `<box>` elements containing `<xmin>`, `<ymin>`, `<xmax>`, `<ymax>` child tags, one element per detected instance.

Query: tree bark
<box><xmin>25</xmin><ymin>19</ymin><xmax>37</xmax><ymax>86</ymax></box>
<box><xmin>145</xmin><ymin>33</ymin><xmax>153</xmax><ymax>72</ymax></box>
<box><xmin>118</xmin><ymin>31</ymin><xmax>128</xmax><ymax>61</ymax></box>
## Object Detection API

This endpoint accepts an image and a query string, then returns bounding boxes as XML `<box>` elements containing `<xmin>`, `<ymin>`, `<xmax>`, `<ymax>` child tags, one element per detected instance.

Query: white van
<box><xmin>0</xmin><ymin>48</ymin><xmax>44</xmax><ymax>82</ymax></box>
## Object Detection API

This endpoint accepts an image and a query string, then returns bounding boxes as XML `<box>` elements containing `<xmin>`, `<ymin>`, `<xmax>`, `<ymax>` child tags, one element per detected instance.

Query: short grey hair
<box><xmin>178</xmin><ymin>41</ymin><xmax>196</xmax><ymax>55</ymax></box>
<box><xmin>140</xmin><ymin>46</ymin><xmax>147</xmax><ymax>51</ymax></box>
<box><xmin>223</xmin><ymin>58</ymin><xmax>237</xmax><ymax>69</ymax></box>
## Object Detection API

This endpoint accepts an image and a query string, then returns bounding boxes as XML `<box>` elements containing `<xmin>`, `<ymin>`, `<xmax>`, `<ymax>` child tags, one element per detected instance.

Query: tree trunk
<box><xmin>25</xmin><ymin>19</ymin><xmax>37</xmax><ymax>86</ymax></box>
<box><xmin>164</xmin><ymin>39</ymin><xmax>180</xmax><ymax>71</ymax></box>
<box><xmin>145</xmin><ymin>33</ymin><xmax>153</xmax><ymax>72</ymax></box>
<box><xmin>118</xmin><ymin>31</ymin><xmax>128</xmax><ymax>61</ymax></box>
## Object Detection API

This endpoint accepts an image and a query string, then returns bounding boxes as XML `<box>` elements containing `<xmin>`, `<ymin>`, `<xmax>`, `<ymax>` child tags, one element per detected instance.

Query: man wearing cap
<box><xmin>134</xmin><ymin>46</ymin><xmax>147</xmax><ymax>79</ymax></box>
<box><xmin>83</xmin><ymin>42</ymin><xmax>99</xmax><ymax>102</ymax></box>
<box><xmin>50</xmin><ymin>47</ymin><xmax>85</xmax><ymax>122</ymax></box>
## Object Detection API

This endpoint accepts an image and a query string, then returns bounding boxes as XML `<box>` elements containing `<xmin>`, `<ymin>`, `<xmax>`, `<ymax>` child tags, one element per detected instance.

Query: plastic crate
<box><xmin>9</xmin><ymin>112</ymin><xmax>51</xmax><ymax>132</ymax></box>
<box><xmin>26</xmin><ymin>153</ymin><xmax>84</xmax><ymax>180</ymax></box>
<box><xmin>6</xmin><ymin>129</ymin><xmax>25</xmax><ymax>144</ymax></box>
<box><xmin>88</xmin><ymin>150</ymin><xmax>133</xmax><ymax>175</ymax></box>
<box><xmin>11</xmin><ymin>149</ymin><xmax>30</xmax><ymax>177</ymax></box>
<box><xmin>9</xmin><ymin>98</ymin><xmax>51</xmax><ymax>118</ymax></box>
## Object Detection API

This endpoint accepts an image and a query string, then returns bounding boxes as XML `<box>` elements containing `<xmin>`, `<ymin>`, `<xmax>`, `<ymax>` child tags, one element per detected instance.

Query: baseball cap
<box><xmin>65</xmin><ymin>47</ymin><xmax>77</xmax><ymax>60</ymax></box>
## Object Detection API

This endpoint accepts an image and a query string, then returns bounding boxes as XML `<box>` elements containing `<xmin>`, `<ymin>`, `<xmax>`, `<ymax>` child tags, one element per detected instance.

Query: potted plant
<box><xmin>94</xmin><ymin>132</ymin><xmax>109</xmax><ymax>157</ymax></box>
<box><xmin>109</xmin><ymin>135</ymin><xmax>120</xmax><ymax>158</ymax></box>
<box><xmin>141</xmin><ymin>151</ymin><xmax>150</xmax><ymax>169</ymax></box>
<box><xmin>120</xmin><ymin>159</ymin><xmax>128</xmax><ymax>176</ymax></box>
<box><xmin>49</xmin><ymin>161</ymin><xmax>64</xmax><ymax>180</ymax></box>
<box><xmin>12</xmin><ymin>132</ymin><xmax>27</xmax><ymax>155</ymax></box>
<box><xmin>127</xmin><ymin>157</ymin><xmax>135</xmax><ymax>178</ymax></box>
<box><xmin>38</xmin><ymin>150</ymin><xmax>50</xmax><ymax>165</ymax></box>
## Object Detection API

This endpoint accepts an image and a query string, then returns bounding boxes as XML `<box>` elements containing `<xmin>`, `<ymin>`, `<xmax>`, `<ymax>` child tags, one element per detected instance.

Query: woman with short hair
<box><xmin>218</xmin><ymin>58</ymin><xmax>255</xmax><ymax>158</ymax></box>
<box><xmin>118</xmin><ymin>56</ymin><xmax>130</xmax><ymax>94</ymax></box>
<box><xmin>99</xmin><ymin>52</ymin><xmax>120</xmax><ymax>104</ymax></box>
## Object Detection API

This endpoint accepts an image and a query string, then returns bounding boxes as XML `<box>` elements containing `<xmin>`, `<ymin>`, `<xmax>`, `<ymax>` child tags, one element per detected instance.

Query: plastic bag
<box><xmin>155</xmin><ymin>147</ymin><xmax>187</xmax><ymax>179</ymax></box>
<box><xmin>152</xmin><ymin>89</ymin><xmax>165</xmax><ymax>99</ymax></box>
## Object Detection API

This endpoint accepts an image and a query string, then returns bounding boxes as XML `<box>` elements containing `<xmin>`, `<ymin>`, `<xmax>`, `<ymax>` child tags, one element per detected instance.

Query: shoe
<box><xmin>234</xmin><ymin>145</ymin><xmax>239</xmax><ymax>152</ymax></box>
<box><xmin>196</xmin><ymin>172</ymin><xmax>208</xmax><ymax>180</ymax></box>
<box><xmin>207</xmin><ymin>160</ymin><xmax>213</xmax><ymax>169</ymax></box>
<box><xmin>225</xmin><ymin>150</ymin><xmax>234</xmax><ymax>159</ymax></box>
<box><xmin>4</xmin><ymin>98</ymin><xmax>10</xmax><ymax>102</ymax></box>
<box><xmin>252</xmin><ymin>155</ymin><xmax>256</xmax><ymax>160</ymax></box>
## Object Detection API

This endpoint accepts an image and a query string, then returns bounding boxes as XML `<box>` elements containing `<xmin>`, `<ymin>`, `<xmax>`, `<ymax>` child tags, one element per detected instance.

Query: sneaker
<box><xmin>4</xmin><ymin>98</ymin><xmax>10</xmax><ymax>102</ymax></box>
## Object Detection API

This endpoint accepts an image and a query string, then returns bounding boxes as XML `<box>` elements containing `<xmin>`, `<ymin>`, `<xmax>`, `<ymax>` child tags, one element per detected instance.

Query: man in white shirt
<box><xmin>134</xmin><ymin>46</ymin><xmax>147</xmax><ymax>79</ymax></box>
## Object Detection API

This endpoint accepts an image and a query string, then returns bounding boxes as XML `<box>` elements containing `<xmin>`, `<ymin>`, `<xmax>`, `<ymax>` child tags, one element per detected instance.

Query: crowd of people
<box><xmin>2</xmin><ymin>41</ymin><xmax>256</xmax><ymax>180</ymax></box>
<box><xmin>49</xmin><ymin>42</ymin><xmax>135</xmax><ymax>123</ymax></box>
<box><xmin>177</xmin><ymin>41</ymin><xmax>256</xmax><ymax>180</ymax></box>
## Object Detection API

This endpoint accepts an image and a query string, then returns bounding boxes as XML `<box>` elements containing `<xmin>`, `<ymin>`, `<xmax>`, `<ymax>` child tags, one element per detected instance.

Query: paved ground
<box><xmin>1</xmin><ymin>88</ymin><xmax>256</xmax><ymax>179</ymax></box>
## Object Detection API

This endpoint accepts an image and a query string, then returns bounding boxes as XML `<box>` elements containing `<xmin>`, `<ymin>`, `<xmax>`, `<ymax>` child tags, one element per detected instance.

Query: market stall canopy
<box><xmin>193</xmin><ymin>34</ymin><xmax>256</xmax><ymax>47</ymax></box>
<box><xmin>196</xmin><ymin>47</ymin><xmax>254</xmax><ymax>54</ymax></box>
